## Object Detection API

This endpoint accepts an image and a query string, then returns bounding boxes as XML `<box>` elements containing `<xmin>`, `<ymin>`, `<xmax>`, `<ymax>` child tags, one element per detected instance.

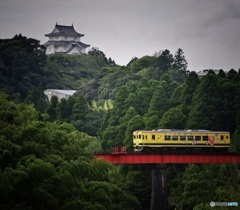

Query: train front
<box><xmin>133</xmin><ymin>130</ymin><xmax>144</xmax><ymax>152</ymax></box>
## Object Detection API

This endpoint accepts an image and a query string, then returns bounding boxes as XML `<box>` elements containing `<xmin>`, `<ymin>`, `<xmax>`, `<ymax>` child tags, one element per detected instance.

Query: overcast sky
<box><xmin>1</xmin><ymin>0</ymin><xmax>240</xmax><ymax>72</ymax></box>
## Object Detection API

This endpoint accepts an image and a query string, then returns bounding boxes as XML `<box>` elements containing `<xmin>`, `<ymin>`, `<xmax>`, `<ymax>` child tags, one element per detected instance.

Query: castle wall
<box><xmin>46</xmin><ymin>45</ymin><xmax>55</xmax><ymax>54</ymax></box>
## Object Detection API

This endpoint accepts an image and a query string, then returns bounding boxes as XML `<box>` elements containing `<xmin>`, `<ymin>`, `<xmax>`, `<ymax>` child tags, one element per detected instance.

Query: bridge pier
<box><xmin>95</xmin><ymin>152</ymin><xmax>240</xmax><ymax>209</ymax></box>
<box><xmin>150</xmin><ymin>164</ymin><xmax>168</xmax><ymax>210</ymax></box>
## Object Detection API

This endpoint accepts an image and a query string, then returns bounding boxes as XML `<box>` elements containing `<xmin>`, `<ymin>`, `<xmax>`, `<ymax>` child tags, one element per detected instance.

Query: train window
<box><xmin>195</xmin><ymin>136</ymin><xmax>201</xmax><ymax>141</ymax></box>
<box><xmin>134</xmin><ymin>135</ymin><xmax>136</xmax><ymax>139</ymax></box>
<box><xmin>226</xmin><ymin>135</ymin><xmax>229</xmax><ymax>139</ymax></box>
<box><xmin>172</xmin><ymin>135</ymin><xmax>178</xmax><ymax>140</ymax></box>
<box><xmin>180</xmin><ymin>135</ymin><xmax>186</xmax><ymax>141</ymax></box>
<box><xmin>145</xmin><ymin>135</ymin><xmax>147</xmax><ymax>140</ymax></box>
<box><xmin>138</xmin><ymin>135</ymin><xmax>141</xmax><ymax>139</ymax></box>
<box><xmin>221</xmin><ymin>135</ymin><xmax>224</xmax><ymax>141</ymax></box>
<box><xmin>152</xmin><ymin>135</ymin><xmax>155</xmax><ymax>140</ymax></box>
<box><xmin>187</xmin><ymin>136</ymin><xmax>193</xmax><ymax>141</ymax></box>
<box><xmin>142</xmin><ymin>135</ymin><xmax>144</xmax><ymax>140</ymax></box>
<box><xmin>203</xmin><ymin>136</ymin><xmax>208</xmax><ymax>141</ymax></box>
<box><xmin>165</xmin><ymin>135</ymin><xmax>171</xmax><ymax>140</ymax></box>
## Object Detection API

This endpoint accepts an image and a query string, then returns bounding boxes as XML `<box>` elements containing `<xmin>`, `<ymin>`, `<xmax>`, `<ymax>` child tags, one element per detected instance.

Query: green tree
<box><xmin>129</xmin><ymin>56</ymin><xmax>156</xmax><ymax>72</ymax></box>
<box><xmin>110</xmin><ymin>85</ymin><xmax>130</xmax><ymax>125</ymax></box>
<box><xmin>45</xmin><ymin>96</ymin><xmax>59</xmax><ymax>121</ymax></box>
<box><xmin>120</xmin><ymin>106</ymin><xmax>138</xmax><ymax>124</ymax></box>
<box><xmin>145</xmin><ymin>115</ymin><xmax>160</xmax><ymax>129</ymax></box>
<box><xmin>88</xmin><ymin>47</ymin><xmax>108</xmax><ymax>63</ymax></box>
<box><xmin>181</xmin><ymin>71</ymin><xmax>200</xmax><ymax>116</ymax></box>
<box><xmin>148</xmin><ymin>85</ymin><xmax>168</xmax><ymax>119</ymax></box>
<box><xmin>101</xmin><ymin>126</ymin><xmax>120</xmax><ymax>151</ymax></box>
<box><xmin>169</xmin><ymin>164</ymin><xmax>240</xmax><ymax>210</ymax></box>
<box><xmin>159</xmin><ymin>107</ymin><xmax>186</xmax><ymax>129</ymax></box>
<box><xmin>0</xmin><ymin>34</ymin><xmax>46</xmax><ymax>99</ymax></box>
<box><xmin>172</xmin><ymin>48</ymin><xmax>188</xmax><ymax>71</ymax></box>
<box><xmin>231</xmin><ymin>127</ymin><xmax>240</xmax><ymax>152</ymax></box>
<box><xmin>170</xmin><ymin>84</ymin><xmax>183</xmax><ymax>107</ymax></box>
<box><xmin>71</xmin><ymin>94</ymin><xmax>89</xmax><ymax>121</ymax></box>
<box><xmin>187</xmin><ymin>73</ymin><xmax>238</xmax><ymax>131</ymax></box>
<box><xmin>57</xmin><ymin>96</ymin><xmax>77</xmax><ymax>123</ymax></box>
<box><xmin>159</xmin><ymin>73</ymin><xmax>179</xmax><ymax>100</ymax></box>
<box><xmin>137</xmin><ymin>87</ymin><xmax>153</xmax><ymax>115</ymax></box>
<box><xmin>124</xmin><ymin>115</ymin><xmax>145</xmax><ymax>150</ymax></box>
<box><xmin>155</xmin><ymin>49</ymin><xmax>174</xmax><ymax>77</ymax></box>
<box><xmin>0</xmin><ymin>95</ymin><xmax>141</xmax><ymax>210</ymax></box>
<box><xmin>139</xmin><ymin>66</ymin><xmax>158</xmax><ymax>80</ymax></box>
<box><xmin>217</xmin><ymin>76</ymin><xmax>238</xmax><ymax>132</ymax></box>
<box><xmin>124</xmin><ymin>93</ymin><xmax>139</xmax><ymax>113</ymax></box>
<box><xmin>25</xmin><ymin>83</ymin><xmax>48</xmax><ymax>112</ymax></box>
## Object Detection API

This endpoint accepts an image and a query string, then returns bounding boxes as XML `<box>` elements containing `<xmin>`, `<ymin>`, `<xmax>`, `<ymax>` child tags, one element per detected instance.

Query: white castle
<box><xmin>45</xmin><ymin>23</ymin><xmax>90</xmax><ymax>55</ymax></box>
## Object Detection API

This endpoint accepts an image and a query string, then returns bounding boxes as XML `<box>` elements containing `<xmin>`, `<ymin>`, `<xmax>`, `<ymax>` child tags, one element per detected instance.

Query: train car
<box><xmin>133</xmin><ymin>129</ymin><xmax>230</xmax><ymax>152</ymax></box>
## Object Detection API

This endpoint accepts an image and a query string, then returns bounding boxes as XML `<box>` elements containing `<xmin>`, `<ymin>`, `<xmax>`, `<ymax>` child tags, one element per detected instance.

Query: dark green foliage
<box><xmin>1</xmin><ymin>35</ymin><xmax>240</xmax><ymax>210</ymax></box>
<box><xmin>187</xmin><ymin>73</ymin><xmax>239</xmax><ymax>132</ymax></box>
<box><xmin>45</xmin><ymin>96</ymin><xmax>59</xmax><ymax>121</ymax></box>
<box><xmin>148</xmin><ymin>85</ymin><xmax>168</xmax><ymax>119</ymax></box>
<box><xmin>71</xmin><ymin>94</ymin><xmax>89</xmax><ymax>120</ymax></box>
<box><xmin>25</xmin><ymin>83</ymin><xmax>48</xmax><ymax>112</ymax></box>
<box><xmin>129</xmin><ymin>56</ymin><xmax>157</xmax><ymax>72</ymax></box>
<box><xmin>124</xmin><ymin>115</ymin><xmax>145</xmax><ymax>150</ymax></box>
<box><xmin>168</xmin><ymin>164</ymin><xmax>240</xmax><ymax>210</ymax></box>
<box><xmin>136</xmin><ymin>87</ymin><xmax>153</xmax><ymax>115</ymax></box>
<box><xmin>44</xmin><ymin>53</ymin><xmax>113</xmax><ymax>91</ymax></box>
<box><xmin>155</xmin><ymin>49</ymin><xmax>174</xmax><ymax>77</ymax></box>
<box><xmin>88</xmin><ymin>47</ymin><xmax>108</xmax><ymax>63</ymax></box>
<box><xmin>0</xmin><ymin>34</ymin><xmax>46</xmax><ymax>99</ymax></box>
<box><xmin>0</xmin><ymin>94</ymin><xmax>140</xmax><ymax>210</ymax></box>
<box><xmin>122</xmin><ymin>165</ymin><xmax>152</xmax><ymax>210</ymax></box>
<box><xmin>180</xmin><ymin>71</ymin><xmax>200</xmax><ymax>116</ymax></box>
<box><xmin>159</xmin><ymin>107</ymin><xmax>186</xmax><ymax>129</ymax></box>
<box><xmin>172</xmin><ymin>48</ymin><xmax>188</xmax><ymax>72</ymax></box>
<box><xmin>231</xmin><ymin>128</ymin><xmax>240</xmax><ymax>152</ymax></box>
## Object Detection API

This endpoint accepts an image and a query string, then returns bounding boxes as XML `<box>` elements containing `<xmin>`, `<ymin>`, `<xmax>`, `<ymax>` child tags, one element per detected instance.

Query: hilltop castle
<box><xmin>45</xmin><ymin>23</ymin><xmax>90</xmax><ymax>55</ymax></box>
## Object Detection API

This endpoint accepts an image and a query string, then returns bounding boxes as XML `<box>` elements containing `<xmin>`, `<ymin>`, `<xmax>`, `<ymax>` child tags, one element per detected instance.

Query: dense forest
<box><xmin>0</xmin><ymin>35</ymin><xmax>240</xmax><ymax>209</ymax></box>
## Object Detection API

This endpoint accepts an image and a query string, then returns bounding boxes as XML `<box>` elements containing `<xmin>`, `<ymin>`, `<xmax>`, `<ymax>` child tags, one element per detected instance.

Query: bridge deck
<box><xmin>95</xmin><ymin>153</ymin><xmax>240</xmax><ymax>164</ymax></box>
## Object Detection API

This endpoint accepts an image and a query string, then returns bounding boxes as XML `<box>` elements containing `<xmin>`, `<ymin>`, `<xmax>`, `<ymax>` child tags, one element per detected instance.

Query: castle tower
<box><xmin>45</xmin><ymin>23</ymin><xmax>90</xmax><ymax>55</ymax></box>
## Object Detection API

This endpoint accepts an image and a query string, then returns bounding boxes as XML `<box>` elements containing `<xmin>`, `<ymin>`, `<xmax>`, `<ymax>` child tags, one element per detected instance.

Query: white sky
<box><xmin>0</xmin><ymin>0</ymin><xmax>240</xmax><ymax>71</ymax></box>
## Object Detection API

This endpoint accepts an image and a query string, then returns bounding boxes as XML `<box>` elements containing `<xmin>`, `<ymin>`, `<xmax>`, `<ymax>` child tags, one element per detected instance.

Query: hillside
<box><xmin>1</xmin><ymin>35</ymin><xmax>240</xmax><ymax>210</ymax></box>
<box><xmin>44</xmin><ymin>53</ymin><xmax>119</xmax><ymax>91</ymax></box>
<box><xmin>0</xmin><ymin>35</ymin><xmax>118</xmax><ymax>100</ymax></box>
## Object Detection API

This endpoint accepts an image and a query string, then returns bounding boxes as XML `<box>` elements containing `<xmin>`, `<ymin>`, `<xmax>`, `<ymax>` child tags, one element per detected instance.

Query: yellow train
<box><xmin>133</xmin><ymin>129</ymin><xmax>230</xmax><ymax>152</ymax></box>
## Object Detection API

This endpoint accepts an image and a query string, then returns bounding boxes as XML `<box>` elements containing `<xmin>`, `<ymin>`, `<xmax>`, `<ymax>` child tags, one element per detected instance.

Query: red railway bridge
<box><xmin>95</xmin><ymin>147</ymin><xmax>240</xmax><ymax>210</ymax></box>
<box><xmin>95</xmin><ymin>153</ymin><xmax>240</xmax><ymax>164</ymax></box>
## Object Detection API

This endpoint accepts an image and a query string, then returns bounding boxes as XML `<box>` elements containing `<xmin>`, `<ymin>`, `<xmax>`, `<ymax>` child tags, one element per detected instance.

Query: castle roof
<box><xmin>45</xmin><ymin>23</ymin><xmax>84</xmax><ymax>37</ymax></box>
<box><xmin>45</xmin><ymin>40</ymin><xmax>90</xmax><ymax>48</ymax></box>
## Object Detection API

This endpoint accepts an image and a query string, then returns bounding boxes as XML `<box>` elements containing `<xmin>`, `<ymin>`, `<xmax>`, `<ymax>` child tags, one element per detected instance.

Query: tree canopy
<box><xmin>1</xmin><ymin>34</ymin><xmax>240</xmax><ymax>210</ymax></box>
<box><xmin>0</xmin><ymin>94</ymin><xmax>140</xmax><ymax>210</ymax></box>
